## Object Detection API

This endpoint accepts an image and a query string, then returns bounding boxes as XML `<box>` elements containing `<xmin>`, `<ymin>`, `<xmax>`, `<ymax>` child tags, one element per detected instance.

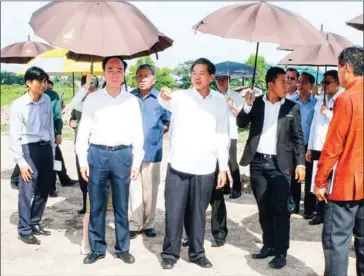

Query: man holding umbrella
<box><xmin>76</xmin><ymin>56</ymin><xmax>144</xmax><ymax>265</ymax></box>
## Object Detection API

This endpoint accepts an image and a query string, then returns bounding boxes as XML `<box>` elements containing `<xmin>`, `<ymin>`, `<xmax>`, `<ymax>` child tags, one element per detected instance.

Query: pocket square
<box><xmin>285</xmin><ymin>114</ymin><xmax>293</xmax><ymax>117</ymax></box>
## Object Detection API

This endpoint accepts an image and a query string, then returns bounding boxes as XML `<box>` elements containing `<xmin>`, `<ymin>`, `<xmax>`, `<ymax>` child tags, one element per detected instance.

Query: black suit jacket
<box><xmin>237</xmin><ymin>96</ymin><xmax>305</xmax><ymax>175</ymax></box>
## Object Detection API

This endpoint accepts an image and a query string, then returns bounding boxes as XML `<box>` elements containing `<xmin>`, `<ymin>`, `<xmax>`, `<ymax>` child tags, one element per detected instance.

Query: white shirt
<box><xmin>158</xmin><ymin>88</ymin><xmax>230</xmax><ymax>175</ymax></box>
<box><xmin>75</xmin><ymin>88</ymin><xmax>144</xmax><ymax>168</ymax></box>
<box><xmin>220</xmin><ymin>89</ymin><xmax>244</xmax><ymax>139</ymax></box>
<box><xmin>243</xmin><ymin>95</ymin><xmax>285</xmax><ymax>155</ymax></box>
<box><xmin>286</xmin><ymin>90</ymin><xmax>299</xmax><ymax>100</ymax></box>
<box><xmin>308</xmin><ymin>89</ymin><xmax>343</xmax><ymax>151</ymax></box>
<box><xmin>67</xmin><ymin>87</ymin><xmax>88</xmax><ymax>112</ymax></box>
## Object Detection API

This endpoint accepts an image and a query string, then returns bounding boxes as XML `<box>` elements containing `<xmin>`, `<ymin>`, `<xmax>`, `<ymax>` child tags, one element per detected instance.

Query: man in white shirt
<box><xmin>158</xmin><ymin>58</ymin><xmax>230</xmax><ymax>269</ymax></box>
<box><xmin>285</xmin><ymin>68</ymin><xmax>299</xmax><ymax>100</ymax></box>
<box><xmin>76</xmin><ymin>56</ymin><xmax>144</xmax><ymax>265</ymax></box>
<box><xmin>306</xmin><ymin>70</ymin><xmax>342</xmax><ymax>225</ymax></box>
<box><xmin>216</xmin><ymin>75</ymin><xmax>244</xmax><ymax>199</ymax></box>
<box><xmin>237</xmin><ymin>67</ymin><xmax>306</xmax><ymax>269</ymax></box>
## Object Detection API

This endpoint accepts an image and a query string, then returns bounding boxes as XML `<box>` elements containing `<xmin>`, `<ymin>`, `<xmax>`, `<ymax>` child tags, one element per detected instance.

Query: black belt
<box><xmin>90</xmin><ymin>143</ymin><xmax>129</xmax><ymax>151</ymax></box>
<box><xmin>255</xmin><ymin>152</ymin><xmax>277</xmax><ymax>159</ymax></box>
<box><xmin>29</xmin><ymin>140</ymin><xmax>51</xmax><ymax>146</ymax></box>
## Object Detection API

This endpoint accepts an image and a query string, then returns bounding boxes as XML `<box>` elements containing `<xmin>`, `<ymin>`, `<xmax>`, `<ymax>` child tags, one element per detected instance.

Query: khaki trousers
<box><xmin>129</xmin><ymin>162</ymin><xmax>161</xmax><ymax>231</ymax></box>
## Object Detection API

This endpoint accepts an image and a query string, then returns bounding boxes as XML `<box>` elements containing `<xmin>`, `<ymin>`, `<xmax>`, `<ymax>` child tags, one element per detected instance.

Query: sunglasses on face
<box><xmin>287</xmin><ymin>77</ymin><xmax>297</xmax><ymax>81</ymax></box>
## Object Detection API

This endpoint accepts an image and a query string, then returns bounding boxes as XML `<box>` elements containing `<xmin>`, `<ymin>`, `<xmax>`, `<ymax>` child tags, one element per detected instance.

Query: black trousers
<box><xmin>228</xmin><ymin>139</ymin><xmax>241</xmax><ymax>193</ymax></box>
<box><xmin>18</xmin><ymin>143</ymin><xmax>54</xmax><ymax>236</ymax></box>
<box><xmin>50</xmin><ymin>145</ymin><xmax>72</xmax><ymax>192</ymax></box>
<box><xmin>162</xmin><ymin>166</ymin><xmax>215</xmax><ymax>261</ymax></box>
<box><xmin>76</xmin><ymin>154</ymin><xmax>88</xmax><ymax>209</ymax></box>
<box><xmin>250</xmin><ymin>154</ymin><xmax>291</xmax><ymax>255</ymax></box>
<box><xmin>312</xmin><ymin>150</ymin><xmax>324</xmax><ymax>218</ymax></box>
<box><xmin>322</xmin><ymin>200</ymin><xmax>364</xmax><ymax>276</ymax></box>
<box><xmin>291</xmin><ymin>145</ymin><xmax>315</xmax><ymax>215</ymax></box>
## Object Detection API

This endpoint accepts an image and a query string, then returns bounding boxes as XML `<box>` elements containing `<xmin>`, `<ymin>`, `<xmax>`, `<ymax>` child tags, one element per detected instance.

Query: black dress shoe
<box><xmin>10</xmin><ymin>181</ymin><xmax>19</xmax><ymax>190</ymax></box>
<box><xmin>229</xmin><ymin>191</ymin><xmax>242</xmax><ymax>199</ymax></box>
<box><xmin>143</xmin><ymin>228</ymin><xmax>157</xmax><ymax>237</ymax></box>
<box><xmin>61</xmin><ymin>179</ymin><xmax>78</xmax><ymax>187</ymax></box>
<box><xmin>191</xmin><ymin>257</ymin><xmax>213</xmax><ymax>268</ymax></box>
<box><xmin>252</xmin><ymin>246</ymin><xmax>276</xmax><ymax>259</ymax></box>
<box><xmin>304</xmin><ymin>213</ymin><xmax>314</xmax><ymax>220</ymax></box>
<box><xmin>129</xmin><ymin>231</ymin><xmax>140</xmax><ymax>239</ymax></box>
<box><xmin>211</xmin><ymin>239</ymin><xmax>225</xmax><ymax>247</ymax></box>
<box><xmin>83</xmin><ymin>251</ymin><xmax>105</xmax><ymax>264</ymax></box>
<box><xmin>32</xmin><ymin>225</ymin><xmax>51</xmax><ymax>236</ymax></box>
<box><xmin>116</xmin><ymin>252</ymin><xmax>135</xmax><ymax>264</ymax></box>
<box><xmin>309</xmin><ymin>215</ymin><xmax>323</xmax><ymax>225</ymax></box>
<box><xmin>182</xmin><ymin>237</ymin><xmax>189</xmax><ymax>247</ymax></box>
<box><xmin>49</xmin><ymin>191</ymin><xmax>58</xmax><ymax>197</ymax></box>
<box><xmin>269</xmin><ymin>254</ymin><xmax>287</xmax><ymax>269</ymax></box>
<box><xmin>18</xmin><ymin>234</ymin><xmax>41</xmax><ymax>245</ymax></box>
<box><xmin>78</xmin><ymin>207</ymin><xmax>86</xmax><ymax>215</ymax></box>
<box><xmin>161</xmin><ymin>259</ymin><xmax>176</xmax><ymax>269</ymax></box>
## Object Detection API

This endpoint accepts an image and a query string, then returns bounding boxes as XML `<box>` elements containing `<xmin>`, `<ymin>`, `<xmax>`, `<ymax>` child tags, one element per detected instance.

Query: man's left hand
<box><xmin>295</xmin><ymin>166</ymin><xmax>306</xmax><ymax>183</ymax></box>
<box><xmin>56</xmin><ymin>134</ymin><xmax>62</xmax><ymax>145</ymax></box>
<box><xmin>216</xmin><ymin>171</ymin><xmax>227</xmax><ymax>189</ymax></box>
<box><xmin>314</xmin><ymin>186</ymin><xmax>327</xmax><ymax>203</ymax></box>
<box><xmin>130</xmin><ymin>167</ymin><xmax>140</xmax><ymax>180</ymax></box>
<box><xmin>320</xmin><ymin>105</ymin><xmax>329</xmax><ymax>115</ymax></box>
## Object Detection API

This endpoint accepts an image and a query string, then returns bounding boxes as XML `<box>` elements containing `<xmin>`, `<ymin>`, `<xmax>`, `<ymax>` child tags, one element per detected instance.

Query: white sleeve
<box><xmin>216</xmin><ymin>102</ymin><xmax>230</xmax><ymax>172</ymax></box>
<box><xmin>75</xmin><ymin>96</ymin><xmax>93</xmax><ymax>167</ymax></box>
<box><xmin>67</xmin><ymin>87</ymin><xmax>88</xmax><ymax>111</ymax></box>
<box><xmin>130</xmin><ymin>98</ymin><xmax>145</xmax><ymax>168</ymax></box>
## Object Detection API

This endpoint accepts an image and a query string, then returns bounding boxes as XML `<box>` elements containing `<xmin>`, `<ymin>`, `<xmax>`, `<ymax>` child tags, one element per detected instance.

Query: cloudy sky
<box><xmin>1</xmin><ymin>1</ymin><xmax>363</xmax><ymax>73</ymax></box>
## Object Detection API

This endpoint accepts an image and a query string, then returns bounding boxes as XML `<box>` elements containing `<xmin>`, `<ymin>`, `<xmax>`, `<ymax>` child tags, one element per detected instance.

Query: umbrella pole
<box><xmin>316</xmin><ymin>66</ymin><xmax>319</xmax><ymax>86</ymax></box>
<box><xmin>72</xmin><ymin>72</ymin><xmax>75</xmax><ymax>97</ymax></box>
<box><xmin>251</xmin><ymin>42</ymin><xmax>260</xmax><ymax>89</ymax></box>
<box><xmin>323</xmin><ymin>66</ymin><xmax>328</xmax><ymax>106</ymax></box>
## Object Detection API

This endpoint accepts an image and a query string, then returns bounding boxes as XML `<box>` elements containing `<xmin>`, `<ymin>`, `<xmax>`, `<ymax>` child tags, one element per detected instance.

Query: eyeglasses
<box><xmin>287</xmin><ymin>77</ymin><xmax>297</xmax><ymax>81</ymax></box>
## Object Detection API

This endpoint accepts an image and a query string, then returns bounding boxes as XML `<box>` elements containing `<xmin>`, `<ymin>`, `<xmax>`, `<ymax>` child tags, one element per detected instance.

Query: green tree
<box><xmin>173</xmin><ymin>60</ymin><xmax>194</xmax><ymax>89</ymax></box>
<box><xmin>245</xmin><ymin>55</ymin><xmax>267</xmax><ymax>89</ymax></box>
<box><xmin>125</xmin><ymin>56</ymin><xmax>175</xmax><ymax>90</ymax></box>
<box><xmin>0</xmin><ymin>71</ymin><xmax>23</xmax><ymax>85</ymax></box>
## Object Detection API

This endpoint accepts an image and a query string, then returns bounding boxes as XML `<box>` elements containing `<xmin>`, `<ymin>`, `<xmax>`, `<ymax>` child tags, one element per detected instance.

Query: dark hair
<box><xmin>136</xmin><ymin>64</ymin><xmax>156</xmax><ymax>77</ymax></box>
<box><xmin>190</xmin><ymin>58</ymin><xmax>216</xmax><ymax>75</ymax></box>
<box><xmin>301</xmin><ymin>72</ymin><xmax>315</xmax><ymax>85</ymax></box>
<box><xmin>338</xmin><ymin>46</ymin><xmax>364</xmax><ymax>76</ymax></box>
<box><xmin>24</xmin><ymin>66</ymin><xmax>49</xmax><ymax>84</ymax></box>
<box><xmin>286</xmin><ymin>68</ymin><xmax>300</xmax><ymax>78</ymax></box>
<box><xmin>81</xmin><ymin>75</ymin><xmax>87</xmax><ymax>86</ymax></box>
<box><xmin>324</xmin><ymin>70</ymin><xmax>339</xmax><ymax>83</ymax></box>
<box><xmin>47</xmin><ymin>80</ymin><xmax>54</xmax><ymax>86</ymax></box>
<box><xmin>102</xmin><ymin>56</ymin><xmax>128</xmax><ymax>71</ymax></box>
<box><xmin>265</xmin><ymin>67</ymin><xmax>286</xmax><ymax>87</ymax></box>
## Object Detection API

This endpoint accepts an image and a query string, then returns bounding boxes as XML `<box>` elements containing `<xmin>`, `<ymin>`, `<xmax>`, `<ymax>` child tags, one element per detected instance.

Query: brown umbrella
<box><xmin>29</xmin><ymin>1</ymin><xmax>160</xmax><ymax>57</ymax></box>
<box><xmin>278</xmin><ymin>24</ymin><xmax>354</xmax><ymax>51</ymax></box>
<box><xmin>193</xmin><ymin>1</ymin><xmax>325</xmax><ymax>87</ymax></box>
<box><xmin>1</xmin><ymin>35</ymin><xmax>55</xmax><ymax>64</ymax></box>
<box><xmin>66</xmin><ymin>33</ymin><xmax>174</xmax><ymax>62</ymax></box>
<box><xmin>346</xmin><ymin>13</ymin><xmax>364</xmax><ymax>31</ymax></box>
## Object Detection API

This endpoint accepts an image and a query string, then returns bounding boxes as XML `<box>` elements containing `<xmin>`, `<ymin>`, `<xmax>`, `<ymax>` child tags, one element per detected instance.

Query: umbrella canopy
<box><xmin>346</xmin><ymin>13</ymin><xmax>364</xmax><ymax>31</ymax></box>
<box><xmin>193</xmin><ymin>1</ymin><xmax>325</xmax><ymax>45</ymax></box>
<box><xmin>215</xmin><ymin>61</ymin><xmax>259</xmax><ymax>79</ymax></box>
<box><xmin>66</xmin><ymin>33</ymin><xmax>174</xmax><ymax>62</ymax></box>
<box><xmin>278</xmin><ymin>27</ymin><xmax>353</xmax><ymax>51</ymax></box>
<box><xmin>17</xmin><ymin>48</ymin><xmax>103</xmax><ymax>76</ymax></box>
<box><xmin>278</xmin><ymin>42</ymin><xmax>343</xmax><ymax>67</ymax></box>
<box><xmin>29</xmin><ymin>1</ymin><xmax>161</xmax><ymax>57</ymax></box>
<box><xmin>1</xmin><ymin>35</ymin><xmax>55</xmax><ymax>64</ymax></box>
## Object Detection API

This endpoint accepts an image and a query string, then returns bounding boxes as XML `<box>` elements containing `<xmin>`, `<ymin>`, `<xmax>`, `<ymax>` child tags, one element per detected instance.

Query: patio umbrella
<box><xmin>193</xmin><ymin>1</ymin><xmax>325</xmax><ymax>89</ymax></box>
<box><xmin>215</xmin><ymin>61</ymin><xmax>259</xmax><ymax>79</ymax></box>
<box><xmin>346</xmin><ymin>13</ymin><xmax>364</xmax><ymax>31</ymax></box>
<box><xmin>278</xmin><ymin>24</ymin><xmax>353</xmax><ymax>51</ymax></box>
<box><xmin>66</xmin><ymin>33</ymin><xmax>174</xmax><ymax>63</ymax></box>
<box><xmin>29</xmin><ymin>1</ymin><xmax>160</xmax><ymax>58</ymax></box>
<box><xmin>1</xmin><ymin>35</ymin><xmax>55</xmax><ymax>64</ymax></box>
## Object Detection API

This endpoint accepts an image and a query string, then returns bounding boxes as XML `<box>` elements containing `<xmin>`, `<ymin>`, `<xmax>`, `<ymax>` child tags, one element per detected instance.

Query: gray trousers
<box><xmin>322</xmin><ymin>200</ymin><xmax>364</xmax><ymax>276</ymax></box>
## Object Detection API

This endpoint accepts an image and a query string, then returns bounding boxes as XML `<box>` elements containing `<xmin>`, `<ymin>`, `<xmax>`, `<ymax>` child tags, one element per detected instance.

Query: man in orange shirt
<box><xmin>314</xmin><ymin>46</ymin><xmax>363</xmax><ymax>276</ymax></box>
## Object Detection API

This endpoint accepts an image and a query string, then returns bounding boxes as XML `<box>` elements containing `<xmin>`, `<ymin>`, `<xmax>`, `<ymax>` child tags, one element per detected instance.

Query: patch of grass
<box><xmin>1</xmin><ymin>125</ymin><xmax>8</xmax><ymax>132</ymax></box>
<box><xmin>1</xmin><ymin>84</ymin><xmax>75</xmax><ymax>107</ymax></box>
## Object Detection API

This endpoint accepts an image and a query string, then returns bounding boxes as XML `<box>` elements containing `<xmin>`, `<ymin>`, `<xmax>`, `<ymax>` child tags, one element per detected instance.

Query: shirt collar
<box><xmin>192</xmin><ymin>87</ymin><xmax>213</xmax><ymax>100</ymax></box>
<box><xmin>263</xmin><ymin>94</ymin><xmax>285</xmax><ymax>105</ymax></box>
<box><xmin>24</xmin><ymin>91</ymin><xmax>45</xmax><ymax>105</ymax></box>
<box><xmin>102</xmin><ymin>86</ymin><xmax>126</xmax><ymax>97</ymax></box>
<box><xmin>295</xmin><ymin>92</ymin><xmax>314</xmax><ymax>103</ymax></box>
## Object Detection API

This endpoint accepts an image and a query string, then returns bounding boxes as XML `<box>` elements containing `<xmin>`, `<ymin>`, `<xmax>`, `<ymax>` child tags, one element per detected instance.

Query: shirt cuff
<box><xmin>218</xmin><ymin>159</ymin><xmax>229</xmax><ymax>172</ymax></box>
<box><xmin>296</xmin><ymin>165</ymin><xmax>306</xmax><ymax>169</ymax></box>
<box><xmin>78</xmin><ymin>154</ymin><xmax>88</xmax><ymax>168</ymax></box>
<box><xmin>17</xmin><ymin>158</ymin><xmax>29</xmax><ymax>169</ymax></box>
<box><xmin>243</xmin><ymin>104</ymin><xmax>252</xmax><ymax>114</ymax></box>
<box><xmin>132</xmin><ymin>158</ymin><xmax>142</xmax><ymax>169</ymax></box>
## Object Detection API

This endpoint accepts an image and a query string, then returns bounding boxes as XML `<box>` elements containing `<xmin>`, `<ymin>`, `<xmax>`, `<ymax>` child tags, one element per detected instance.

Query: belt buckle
<box><xmin>39</xmin><ymin>140</ymin><xmax>48</xmax><ymax>146</ymax></box>
<box><xmin>106</xmin><ymin>146</ymin><xmax>114</xmax><ymax>151</ymax></box>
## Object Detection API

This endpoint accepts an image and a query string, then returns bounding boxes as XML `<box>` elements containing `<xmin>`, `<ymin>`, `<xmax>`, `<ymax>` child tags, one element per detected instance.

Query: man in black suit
<box><xmin>237</xmin><ymin>67</ymin><xmax>306</xmax><ymax>269</ymax></box>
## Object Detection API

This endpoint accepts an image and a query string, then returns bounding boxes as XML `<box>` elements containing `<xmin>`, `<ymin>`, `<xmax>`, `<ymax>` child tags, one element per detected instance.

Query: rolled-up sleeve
<box><xmin>217</xmin><ymin>103</ymin><xmax>230</xmax><ymax>172</ymax></box>
<box><xmin>131</xmin><ymin>97</ymin><xmax>145</xmax><ymax>168</ymax></box>
<box><xmin>75</xmin><ymin>97</ymin><xmax>93</xmax><ymax>167</ymax></box>
<box><xmin>9</xmin><ymin>101</ymin><xmax>28</xmax><ymax>168</ymax></box>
